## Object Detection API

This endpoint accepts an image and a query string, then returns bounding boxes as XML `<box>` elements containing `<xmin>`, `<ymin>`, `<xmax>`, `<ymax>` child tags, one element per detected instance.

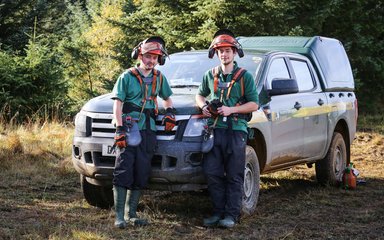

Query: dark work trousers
<box><xmin>203</xmin><ymin>128</ymin><xmax>247</xmax><ymax>221</ymax></box>
<box><xmin>113</xmin><ymin>130</ymin><xmax>156</xmax><ymax>189</ymax></box>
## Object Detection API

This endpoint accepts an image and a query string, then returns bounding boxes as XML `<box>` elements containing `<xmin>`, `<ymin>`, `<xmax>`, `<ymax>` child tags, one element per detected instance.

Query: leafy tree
<box><xmin>0</xmin><ymin>48</ymin><xmax>20</xmax><ymax>120</ymax></box>
<box><xmin>321</xmin><ymin>0</ymin><xmax>384</xmax><ymax>114</ymax></box>
<box><xmin>83</xmin><ymin>0</ymin><xmax>125</xmax><ymax>92</ymax></box>
<box><xmin>0</xmin><ymin>36</ymin><xmax>66</xmax><ymax>122</ymax></box>
<box><xmin>104</xmin><ymin>0</ymin><xmax>384</xmax><ymax>113</ymax></box>
<box><xmin>60</xmin><ymin>0</ymin><xmax>126</xmax><ymax>111</ymax></box>
<box><xmin>0</xmin><ymin>0</ymin><xmax>74</xmax><ymax>52</ymax></box>
<box><xmin>1</xmin><ymin>0</ymin><xmax>384</xmax><ymax>118</ymax></box>
<box><xmin>0</xmin><ymin>0</ymin><xmax>34</xmax><ymax>51</ymax></box>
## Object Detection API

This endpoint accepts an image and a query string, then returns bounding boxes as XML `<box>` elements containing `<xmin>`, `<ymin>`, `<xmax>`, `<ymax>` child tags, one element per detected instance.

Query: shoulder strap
<box><xmin>226</xmin><ymin>68</ymin><xmax>246</xmax><ymax>99</ymax></box>
<box><xmin>212</xmin><ymin>66</ymin><xmax>220</xmax><ymax>93</ymax></box>
<box><xmin>157</xmin><ymin>70</ymin><xmax>163</xmax><ymax>87</ymax></box>
<box><xmin>150</xmin><ymin>69</ymin><xmax>163</xmax><ymax>96</ymax></box>
<box><xmin>151</xmin><ymin>70</ymin><xmax>157</xmax><ymax>97</ymax></box>
<box><xmin>152</xmin><ymin>70</ymin><xmax>162</xmax><ymax>116</ymax></box>
<box><xmin>240</xmin><ymin>75</ymin><xmax>244</xmax><ymax>97</ymax></box>
<box><xmin>128</xmin><ymin>67</ymin><xmax>143</xmax><ymax>86</ymax></box>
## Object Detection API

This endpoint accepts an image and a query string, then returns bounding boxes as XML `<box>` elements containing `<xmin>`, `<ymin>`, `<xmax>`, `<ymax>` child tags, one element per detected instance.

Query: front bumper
<box><xmin>72</xmin><ymin>136</ymin><xmax>206</xmax><ymax>191</ymax></box>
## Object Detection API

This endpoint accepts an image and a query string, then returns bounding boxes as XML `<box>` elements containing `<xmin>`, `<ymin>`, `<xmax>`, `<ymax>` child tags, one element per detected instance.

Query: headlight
<box><xmin>74</xmin><ymin>111</ymin><xmax>89</xmax><ymax>137</ymax></box>
<box><xmin>183</xmin><ymin>115</ymin><xmax>207</xmax><ymax>137</ymax></box>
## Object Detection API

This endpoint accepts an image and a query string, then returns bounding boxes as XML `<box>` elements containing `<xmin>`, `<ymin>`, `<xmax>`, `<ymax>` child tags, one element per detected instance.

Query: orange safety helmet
<box><xmin>208</xmin><ymin>29</ymin><xmax>244</xmax><ymax>58</ymax></box>
<box><xmin>131</xmin><ymin>36</ymin><xmax>169</xmax><ymax>65</ymax></box>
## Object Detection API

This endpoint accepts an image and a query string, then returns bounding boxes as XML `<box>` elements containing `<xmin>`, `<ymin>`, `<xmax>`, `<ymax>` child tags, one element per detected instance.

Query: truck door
<box><xmin>265</xmin><ymin>57</ymin><xmax>304</xmax><ymax>165</ymax></box>
<box><xmin>288</xmin><ymin>58</ymin><xmax>328</xmax><ymax>159</ymax></box>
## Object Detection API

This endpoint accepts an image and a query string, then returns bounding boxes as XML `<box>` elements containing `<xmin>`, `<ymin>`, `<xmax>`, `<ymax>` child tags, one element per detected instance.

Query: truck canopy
<box><xmin>237</xmin><ymin>36</ymin><xmax>354</xmax><ymax>91</ymax></box>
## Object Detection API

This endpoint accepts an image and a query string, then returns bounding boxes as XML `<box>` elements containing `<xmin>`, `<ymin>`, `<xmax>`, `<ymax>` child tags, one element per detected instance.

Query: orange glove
<box><xmin>114</xmin><ymin>126</ymin><xmax>127</xmax><ymax>148</ymax></box>
<box><xmin>162</xmin><ymin>108</ymin><xmax>176</xmax><ymax>132</ymax></box>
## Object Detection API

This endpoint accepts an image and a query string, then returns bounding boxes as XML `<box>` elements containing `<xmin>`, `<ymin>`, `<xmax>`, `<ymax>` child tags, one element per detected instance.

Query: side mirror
<box><xmin>268</xmin><ymin>78</ymin><xmax>299</xmax><ymax>96</ymax></box>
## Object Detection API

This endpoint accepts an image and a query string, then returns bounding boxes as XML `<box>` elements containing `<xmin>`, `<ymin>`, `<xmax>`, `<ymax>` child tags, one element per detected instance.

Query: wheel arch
<box><xmin>248</xmin><ymin>128</ymin><xmax>267</xmax><ymax>173</ymax></box>
<box><xmin>334</xmin><ymin>119</ymin><xmax>351</xmax><ymax>164</ymax></box>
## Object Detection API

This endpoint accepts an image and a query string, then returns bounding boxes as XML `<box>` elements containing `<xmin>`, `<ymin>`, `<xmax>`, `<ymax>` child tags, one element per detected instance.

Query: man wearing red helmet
<box><xmin>111</xmin><ymin>36</ymin><xmax>175</xmax><ymax>228</ymax></box>
<box><xmin>196</xmin><ymin>29</ymin><xmax>259</xmax><ymax>228</ymax></box>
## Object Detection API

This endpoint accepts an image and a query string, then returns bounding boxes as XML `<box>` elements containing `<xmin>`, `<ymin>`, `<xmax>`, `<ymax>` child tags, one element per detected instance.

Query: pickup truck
<box><xmin>72</xmin><ymin>36</ymin><xmax>358</xmax><ymax>214</ymax></box>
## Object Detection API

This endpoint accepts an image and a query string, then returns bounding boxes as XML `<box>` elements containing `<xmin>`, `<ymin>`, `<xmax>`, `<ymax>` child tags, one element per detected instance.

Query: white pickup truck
<box><xmin>72</xmin><ymin>36</ymin><xmax>358</xmax><ymax>214</ymax></box>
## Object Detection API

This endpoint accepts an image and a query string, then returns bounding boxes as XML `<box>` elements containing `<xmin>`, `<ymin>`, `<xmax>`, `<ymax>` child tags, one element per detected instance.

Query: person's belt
<box><xmin>122</xmin><ymin>102</ymin><xmax>156</xmax><ymax>119</ymax></box>
<box><xmin>232</xmin><ymin>113</ymin><xmax>250</xmax><ymax>120</ymax></box>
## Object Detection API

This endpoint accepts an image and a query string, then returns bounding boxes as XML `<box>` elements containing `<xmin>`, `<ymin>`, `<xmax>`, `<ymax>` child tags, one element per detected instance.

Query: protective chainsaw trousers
<box><xmin>203</xmin><ymin>128</ymin><xmax>247</xmax><ymax>221</ymax></box>
<box><xmin>113</xmin><ymin>130</ymin><xmax>156</xmax><ymax>189</ymax></box>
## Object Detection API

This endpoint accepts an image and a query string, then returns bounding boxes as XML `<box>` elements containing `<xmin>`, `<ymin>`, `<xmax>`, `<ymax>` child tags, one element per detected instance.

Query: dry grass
<box><xmin>0</xmin><ymin>122</ymin><xmax>383</xmax><ymax>240</ymax></box>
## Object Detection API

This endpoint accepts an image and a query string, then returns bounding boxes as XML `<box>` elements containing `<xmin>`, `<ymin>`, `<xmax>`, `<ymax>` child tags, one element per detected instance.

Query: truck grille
<box><xmin>86</xmin><ymin>112</ymin><xmax>190</xmax><ymax>140</ymax></box>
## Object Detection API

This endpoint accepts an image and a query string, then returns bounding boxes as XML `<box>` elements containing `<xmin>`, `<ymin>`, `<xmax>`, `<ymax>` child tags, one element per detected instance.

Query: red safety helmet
<box><xmin>208</xmin><ymin>29</ymin><xmax>244</xmax><ymax>58</ymax></box>
<box><xmin>131</xmin><ymin>36</ymin><xmax>169</xmax><ymax>65</ymax></box>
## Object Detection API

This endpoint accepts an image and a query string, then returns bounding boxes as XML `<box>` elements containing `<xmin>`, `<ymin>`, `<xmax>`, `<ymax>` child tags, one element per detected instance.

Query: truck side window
<box><xmin>266</xmin><ymin>58</ymin><xmax>290</xmax><ymax>88</ymax></box>
<box><xmin>291</xmin><ymin>60</ymin><xmax>314</xmax><ymax>91</ymax></box>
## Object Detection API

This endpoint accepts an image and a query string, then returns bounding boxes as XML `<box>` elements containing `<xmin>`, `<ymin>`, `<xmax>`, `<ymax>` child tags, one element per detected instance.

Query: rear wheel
<box><xmin>81</xmin><ymin>175</ymin><xmax>113</xmax><ymax>209</ymax></box>
<box><xmin>242</xmin><ymin>146</ymin><xmax>260</xmax><ymax>215</ymax></box>
<box><xmin>315</xmin><ymin>132</ymin><xmax>347</xmax><ymax>185</ymax></box>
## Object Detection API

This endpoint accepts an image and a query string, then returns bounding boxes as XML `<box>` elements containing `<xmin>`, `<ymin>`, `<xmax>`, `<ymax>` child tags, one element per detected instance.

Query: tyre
<box><xmin>81</xmin><ymin>175</ymin><xmax>113</xmax><ymax>209</ymax></box>
<box><xmin>315</xmin><ymin>132</ymin><xmax>347</xmax><ymax>186</ymax></box>
<box><xmin>242</xmin><ymin>145</ymin><xmax>260</xmax><ymax>215</ymax></box>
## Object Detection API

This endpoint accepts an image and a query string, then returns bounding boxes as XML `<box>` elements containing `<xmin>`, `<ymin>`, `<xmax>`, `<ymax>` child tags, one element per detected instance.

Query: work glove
<box><xmin>162</xmin><ymin>107</ymin><xmax>176</xmax><ymax>132</ymax></box>
<box><xmin>114</xmin><ymin>126</ymin><xmax>127</xmax><ymax>148</ymax></box>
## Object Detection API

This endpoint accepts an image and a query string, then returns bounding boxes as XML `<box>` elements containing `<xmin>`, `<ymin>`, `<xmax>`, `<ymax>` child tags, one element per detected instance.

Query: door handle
<box><xmin>339</xmin><ymin>93</ymin><xmax>344</xmax><ymax>97</ymax></box>
<box><xmin>348</xmin><ymin>93</ymin><xmax>353</xmax><ymax>97</ymax></box>
<box><xmin>318</xmin><ymin>98</ymin><xmax>324</xmax><ymax>106</ymax></box>
<box><xmin>294</xmin><ymin>102</ymin><xmax>302</xmax><ymax>110</ymax></box>
<box><xmin>329</xmin><ymin>93</ymin><xmax>335</xmax><ymax>98</ymax></box>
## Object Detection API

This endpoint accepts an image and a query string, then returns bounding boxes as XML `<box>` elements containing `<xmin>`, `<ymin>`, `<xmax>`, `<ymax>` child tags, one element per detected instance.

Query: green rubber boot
<box><xmin>113</xmin><ymin>185</ymin><xmax>127</xmax><ymax>229</ymax></box>
<box><xmin>124</xmin><ymin>190</ymin><xmax>149</xmax><ymax>226</ymax></box>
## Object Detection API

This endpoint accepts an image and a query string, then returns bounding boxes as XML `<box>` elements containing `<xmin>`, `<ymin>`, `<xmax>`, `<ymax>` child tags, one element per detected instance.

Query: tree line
<box><xmin>0</xmin><ymin>0</ymin><xmax>383</xmax><ymax>122</ymax></box>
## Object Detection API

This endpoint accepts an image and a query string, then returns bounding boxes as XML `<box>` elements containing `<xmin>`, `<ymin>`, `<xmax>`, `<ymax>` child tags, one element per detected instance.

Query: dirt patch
<box><xmin>0</xmin><ymin>131</ymin><xmax>383</xmax><ymax>240</ymax></box>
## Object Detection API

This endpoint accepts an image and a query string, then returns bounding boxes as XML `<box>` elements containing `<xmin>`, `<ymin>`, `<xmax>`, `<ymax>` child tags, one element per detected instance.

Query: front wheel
<box><xmin>81</xmin><ymin>175</ymin><xmax>113</xmax><ymax>209</ymax></box>
<box><xmin>315</xmin><ymin>132</ymin><xmax>347</xmax><ymax>186</ymax></box>
<box><xmin>242</xmin><ymin>146</ymin><xmax>260</xmax><ymax>215</ymax></box>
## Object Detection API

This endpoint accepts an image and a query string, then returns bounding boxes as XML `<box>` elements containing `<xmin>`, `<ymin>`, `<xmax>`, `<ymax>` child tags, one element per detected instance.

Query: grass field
<box><xmin>0</xmin><ymin>119</ymin><xmax>383</xmax><ymax>240</ymax></box>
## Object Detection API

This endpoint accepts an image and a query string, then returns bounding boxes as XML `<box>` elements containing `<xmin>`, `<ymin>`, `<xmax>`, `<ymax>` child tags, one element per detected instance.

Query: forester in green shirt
<box><xmin>196</xmin><ymin>29</ymin><xmax>259</xmax><ymax>228</ymax></box>
<box><xmin>111</xmin><ymin>36</ymin><xmax>175</xmax><ymax>229</ymax></box>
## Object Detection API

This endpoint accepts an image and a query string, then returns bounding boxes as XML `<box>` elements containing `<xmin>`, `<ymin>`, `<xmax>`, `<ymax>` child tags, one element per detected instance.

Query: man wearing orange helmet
<box><xmin>111</xmin><ymin>36</ymin><xmax>175</xmax><ymax>228</ymax></box>
<box><xmin>196</xmin><ymin>29</ymin><xmax>259</xmax><ymax>228</ymax></box>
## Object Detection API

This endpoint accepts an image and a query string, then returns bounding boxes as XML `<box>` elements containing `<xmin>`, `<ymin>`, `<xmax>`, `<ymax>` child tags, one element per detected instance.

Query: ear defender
<box><xmin>208</xmin><ymin>48</ymin><xmax>216</xmax><ymax>59</ymax></box>
<box><xmin>158</xmin><ymin>55</ymin><xmax>166</xmax><ymax>65</ymax></box>
<box><xmin>237</xmin><ymin>44</ymin><xmax>244</xmax><ymax>58</ymax></box>
<box><xmin>131</xmin><ymin>42</ymin><xmax>142</xmax><ymax>60</ymax></box>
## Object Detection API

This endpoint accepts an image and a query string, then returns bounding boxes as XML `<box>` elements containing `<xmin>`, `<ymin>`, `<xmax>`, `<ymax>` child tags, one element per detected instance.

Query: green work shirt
<box><xmin>197</xmin><ymin>62</ymin><xmax>259</xmax><ymax>133</ymax></box>
<box><xmin>111</xmin><ymin>68</ymin><xmax>173</xmax><ymax>131</ymax></box>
